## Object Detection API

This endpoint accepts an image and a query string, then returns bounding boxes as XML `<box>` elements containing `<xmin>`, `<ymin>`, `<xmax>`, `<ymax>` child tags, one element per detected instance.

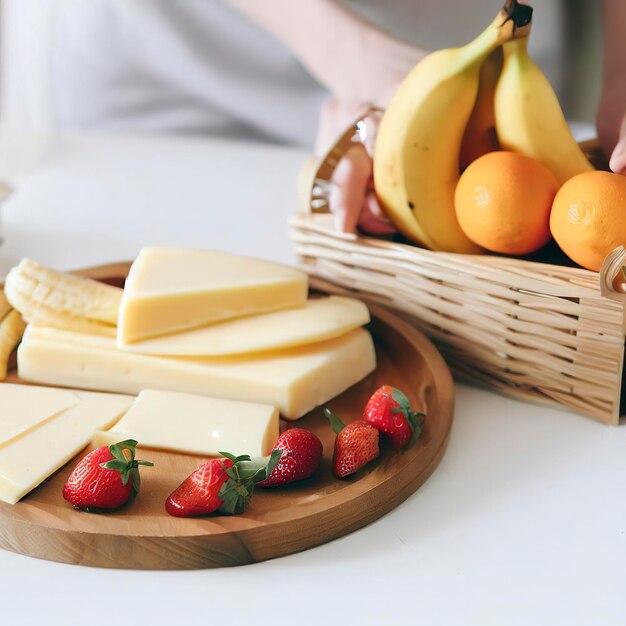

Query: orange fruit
<box><xmin>455</xmin><ymin>151</ymin><xmax>559</xmax><ymax>255</ymax></box>
<box><xmin>550</xmin><ymin>171</ymin><xmax>626</xmax><ymax>271</ymax></box>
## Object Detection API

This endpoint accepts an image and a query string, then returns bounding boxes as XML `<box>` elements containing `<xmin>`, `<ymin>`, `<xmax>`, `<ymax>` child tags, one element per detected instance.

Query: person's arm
<box><xmin>229</xmin><ymin>0</ymin><xmax>422</xmax><ymax>231</ymax></box>
<box><xmin>598</xmin><ymin>0</ymin><xmax>626</xmax><ymax>173</ymax></box>
<box><xmin>228</xmin><ymin>0</ymin><xmax>425</xmax><ymax>108</ymax></box>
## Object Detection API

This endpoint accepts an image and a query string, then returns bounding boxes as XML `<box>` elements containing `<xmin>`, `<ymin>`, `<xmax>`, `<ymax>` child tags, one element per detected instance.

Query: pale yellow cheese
<box><xmin>94</xmin><ymin>390</ymin><xmax>279</xmax><ymax>457</ymax></box>
<box><xmin>0</xmin><ymin>383</ymin><xmax>81</xmax><ymax>445</ymax></box>
<box><xmin>118</xmin><ymin>248</ymin><xmax>308</xmax><ymax>343</ymax></box>
<box><xmin>0</xmin><ymin>391</ymin><xmax>133</xmax><ymax>504</ymax></box>
<box><xmin>18</xmin><ymin>325</ymin><xmax>376</xmax><ymax>420</ymax></box>
<box><xmin>118</xmin><ymin>296</ymin><xmax>370</xmax><ymax>356</ymax></box>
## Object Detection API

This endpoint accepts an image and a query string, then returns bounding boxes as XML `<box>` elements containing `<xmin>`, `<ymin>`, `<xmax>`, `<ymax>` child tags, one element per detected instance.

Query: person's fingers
<box><xmin>357</xmin><ymin>192</ymin><xmax>397</xmax><ymax>235</ymax></box>
<box><xmin>315</xmin><ymin>97</ymin><xmax>369</xmax><ymax>156</ymax></box>
<box><xmin>328</xmin><ymin>144</ymin><xmax>372</xmax><ymax>233</ymax></box>
<box><xmin>609</xmin><ymin>113</ymin><xmax>626</xmax><ymax>175</ymax></box>
<box><xmin>609</xmin><ymin>137</ymin><xmax>626</xmax><ymax>175</ymax></box>
<box><xmin>360</xmin><ymin>112</ymin><xmax>383</xmax><ymax>158</ymax></box>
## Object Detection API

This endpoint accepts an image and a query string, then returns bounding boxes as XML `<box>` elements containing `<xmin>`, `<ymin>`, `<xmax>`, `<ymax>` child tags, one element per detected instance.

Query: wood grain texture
<box><xmin>0</xmin><ymin>263</ymin><xmax>454</xmax><ymax>569</ymax></box>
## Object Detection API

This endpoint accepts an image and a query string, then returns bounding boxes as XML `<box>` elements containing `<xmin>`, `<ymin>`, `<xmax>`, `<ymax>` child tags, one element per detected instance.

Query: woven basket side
<box><xmin>291</xmin><ymin>214</ymin><xmax>625</xmax><ymax>424</ymax></box>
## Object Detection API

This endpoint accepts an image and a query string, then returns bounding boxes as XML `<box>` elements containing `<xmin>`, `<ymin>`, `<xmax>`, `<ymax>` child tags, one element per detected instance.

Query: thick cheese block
<box><xmin>0</xmin><ymin>392</ymin><xmax>133</xmax><ymax>504</ymax></box>
<box><xmin>0</xmin><ymin>384</ymin><xmax>81</xmax><ymax>445</ymax></box>
<box><xmin>94</xmin><ymin>390</ymin><xmax>279</xmax><ymax>457</ymax></box>
<box><xmin>118</xmin><ymin>296</ymin><xmax>370</xmax><ymax>356</ymax></box>
<box><xmin>19</xmin><ymin>325</ymin><xmax>376</xmax><ymax>420</ymax></box>
<box><xmin>118</xmin><ymin>248</ymin><xmax>308</xmax><ymax>343</ymax></box>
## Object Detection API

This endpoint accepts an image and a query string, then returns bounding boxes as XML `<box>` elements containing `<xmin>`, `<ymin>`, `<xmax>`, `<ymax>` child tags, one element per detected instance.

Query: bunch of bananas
<box><xmin>373</xmin><ymin>0</ymin><xmax>593</xmax><ymax>253</ymax></box>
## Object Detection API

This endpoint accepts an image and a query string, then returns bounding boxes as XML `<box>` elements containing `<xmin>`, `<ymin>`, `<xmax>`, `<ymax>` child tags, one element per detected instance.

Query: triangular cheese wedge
<box><xmin>118</xmin><ymin>248</ymin><xmax>308</xmax><ymax>343</ymax></box>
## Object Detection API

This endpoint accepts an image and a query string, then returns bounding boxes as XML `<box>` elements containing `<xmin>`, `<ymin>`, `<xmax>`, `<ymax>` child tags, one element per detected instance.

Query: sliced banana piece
<box><xmin>0</xmin><ymin>310</ymin><xmax>26</xmax><ymax>380</ymax></box>
<box><xmin>4</xmin><ymin>258</ymin><xmax>122</xmax><ymax>334</ymax></box>
<box><xmin>0</xmin><ymin>289</ymin><xmax>11</xmax><ymax>322</ymax></box>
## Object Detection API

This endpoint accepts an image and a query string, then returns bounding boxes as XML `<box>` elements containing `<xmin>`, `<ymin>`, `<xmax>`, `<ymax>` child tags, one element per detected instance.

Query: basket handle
<box><xmin>600</xmin><ymin>246</ymin><xmax>626</xmax><ymax>302</ymax></box>
<box><xmin>299</xmin><ymin>107</ymin><xmax>383</xmax><ymax>216</ymax></box>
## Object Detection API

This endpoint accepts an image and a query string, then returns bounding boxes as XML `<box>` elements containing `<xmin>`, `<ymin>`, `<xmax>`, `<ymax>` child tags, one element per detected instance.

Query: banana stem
<box><xmin>502</xmin><ymin>37</ymin><xmax>530</xmax><ymax>63</ymax></box>
<box><xmin>459</xmin><ymin>15</ymin><xmax>513</xmax><ymax>66</ymax></box>
<box><xmin>504</xmin><ymin>0</ymin><xmax>533</xmax><ymax>28</ymax></box>
<box><xmin>459</xmin><ymin>1</ymin><xmax>532</xmax><ymax>67</ymax></box>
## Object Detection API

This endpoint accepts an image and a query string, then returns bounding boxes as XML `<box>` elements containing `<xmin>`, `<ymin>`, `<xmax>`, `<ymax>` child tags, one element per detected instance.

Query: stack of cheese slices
<box><xmin>0</xmin><ymin>248</ymin><xmax>376</xmax><ymax>504</ymax></box>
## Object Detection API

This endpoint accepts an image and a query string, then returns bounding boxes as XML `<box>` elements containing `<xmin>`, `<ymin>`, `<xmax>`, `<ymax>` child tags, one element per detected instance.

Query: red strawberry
<box><xmin>63</xmin><ymin>439</ymin><xmax>153</xmax><ymax>511</ymax></box>
<box><xmin>258</xmin><ymin>428</ymin><xmax>323</xmax><ymax>487</ymax></box>
<box><xmin>165</xmin><ymin>450</ymin><xmax>281</xmax><ymax>517</ymax></box>
<box><xmin>324</xmin><ymin>409</ymin><xmax>379</xmax><ymax>478</ymax></box>
<box><xmin>364</xmin><ymin>385</ymin><xmax>426</xmax><ymax>449</ymax></box>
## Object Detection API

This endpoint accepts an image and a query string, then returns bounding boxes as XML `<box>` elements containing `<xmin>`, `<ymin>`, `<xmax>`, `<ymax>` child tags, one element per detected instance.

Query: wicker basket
<box><xmin>290</xmin><ymin>119</ymin><xmax>626</xmax><ymax>425</ymax></box>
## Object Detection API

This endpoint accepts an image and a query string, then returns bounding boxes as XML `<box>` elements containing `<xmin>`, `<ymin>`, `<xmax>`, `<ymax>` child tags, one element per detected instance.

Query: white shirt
<box><xmin>0</xmin><ymin>0</ymin><xmax>569</xmax><ymax>148</ymax></box>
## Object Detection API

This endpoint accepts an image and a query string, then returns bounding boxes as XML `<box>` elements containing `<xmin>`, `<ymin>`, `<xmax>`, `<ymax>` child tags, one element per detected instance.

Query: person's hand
<box><xmin>319</xmin><ymin>27</ymin><xmax>425</xmax><ymax>237</ymax></box>
<box><xmin>609</xmin><ymin>116</ymin><xmax>626</xmax><ymax>175</ymax></box>
<box><xmin>327</xmin><ymin>114</ymin><xmax>396</xmax><ymax>235</ymax></box>
<box><xmin>597</xmin><ymin>0</ymin><xmax>626</xmax><ymax>174</ymax></box>
<box><xmin>315</xmin><ymin>34</ymin><xmax>425</xmax><ymax>154</ymax></box>
<box><xmin>597</xmin><ymin>81</ymin><xmax>626</xmax><ymax>175</ymax></box>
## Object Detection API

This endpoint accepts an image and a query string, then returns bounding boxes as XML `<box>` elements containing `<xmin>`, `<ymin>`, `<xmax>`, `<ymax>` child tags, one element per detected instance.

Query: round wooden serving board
<box><xmin>0</xmin><ymin>263</ymin><xmax>454</xmax><ymax>569</ymax></box>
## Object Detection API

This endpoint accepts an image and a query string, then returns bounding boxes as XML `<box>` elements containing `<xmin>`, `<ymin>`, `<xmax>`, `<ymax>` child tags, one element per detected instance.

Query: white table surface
<box><xmin>1</xmin><ymin>132</ymin><xmax>625</xmax><ymax>625</ymax></box>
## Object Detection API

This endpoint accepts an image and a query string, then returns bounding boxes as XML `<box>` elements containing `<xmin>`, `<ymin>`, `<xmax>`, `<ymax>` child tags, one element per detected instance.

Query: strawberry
<box><xmin>165</xmin><ymin>450</ymin><xmax>281</xmax><ymax>517</ymax></box>
<box><xmin>364</xmin><ymin>385</ymin><xmax>426</xmax><ymax>449</ymax></box>
<box><xmin>324</xmin><ymin>409</ymin><xmax>379</xmax><ymax>478</ymax></box>
<box><xmin>257</xmin><ymin>428</ymin><xmax>323</xmax><ymax>487</ymax></box>
<box><xmin>63</xmin><ymin>439</ymin><xmax>153</xmax><ymax>511</ymax></box>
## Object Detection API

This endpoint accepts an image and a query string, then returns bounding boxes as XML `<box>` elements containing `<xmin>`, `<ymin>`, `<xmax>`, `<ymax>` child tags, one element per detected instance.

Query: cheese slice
<box><xmin>94</xmin><ymin>390</ymin><xmax>279</xmax><ymax>457</ymax></box>
<box><xmin>118</xmin><ymin>248</ymin><xmax>308</xmax><ymax>343</ymax></box>
<box><xmin>19</xmin><ymin>325</ymin><xmax>376</xmax><ymax>420</ymax></box>
<box><xmin>0</xmin><ymin>383</ymin><xmax>82</xmax><ymax>445</ymax></box>
<box><xmin>118</xmin><ymin>296</ymin><xmax>370</xmax><ymax>356</ymax></box>
<box><xmin>0</xmin><ymin>391</ymin><xmax>133</xmax><ymax>504</ymax></box>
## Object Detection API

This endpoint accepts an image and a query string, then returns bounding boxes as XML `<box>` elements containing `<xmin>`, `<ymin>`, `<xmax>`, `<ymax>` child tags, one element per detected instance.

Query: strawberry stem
<box><xmin>217</xmin><ymin>449</ymin><xmax>282</xmax><ymax>515</ymax></box>
<box><xmin>390</xmin><ymin>388</ymin><xmax>427</xmax><ymax>447</ymax></box>
<box><xmin>100</xmin><ymin>439</ymin><xmax>153</xmax><ymax>497</ymax></box>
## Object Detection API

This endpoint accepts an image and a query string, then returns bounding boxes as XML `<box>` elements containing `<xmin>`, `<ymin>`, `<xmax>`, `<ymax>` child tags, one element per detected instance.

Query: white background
<box><xmin>0</xmin><ymin>133</ymin><xmax>625</xmax><ymax>625</ymax></box>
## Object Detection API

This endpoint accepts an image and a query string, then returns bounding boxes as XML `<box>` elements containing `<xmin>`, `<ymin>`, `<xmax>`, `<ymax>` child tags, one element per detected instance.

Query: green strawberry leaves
<box><xmin>324</xmin><ymin>408</ymin><xmax>346</xmax><ymax>434</ymax></box>
<box><xmin>390</xmin><ymin>389</ymin><xmax>426</xmax><ymax>447</ymax></box>
<box><xmin>101</xmin><ymin>439</ymin><xmax>154</xmax><ymax>497</ymax></box>
<box><xmin>390</xmin><ymin>389</ymin><xmax>411</xmax><ymax>411</ymax></box>
<box><xmin>217</xmin><ymin>449</ymin><xmax>282</xmax><ymax>515</ymax></box>
<box><xmin>407</xmin><ymin>410</ymin><xmax>426</xmax><ymax>446</ymax></box>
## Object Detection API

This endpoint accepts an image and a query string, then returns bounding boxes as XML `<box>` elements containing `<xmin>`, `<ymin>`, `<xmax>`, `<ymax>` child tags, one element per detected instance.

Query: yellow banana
<box><xmin>459</xmin><ymin>48</ymin><xmax>503</xmax><ymax>170</ymax></box>
<box><xmin>0</xmin><ymin>310</ymin><xmax>26</xmax><ymax>380</ymax></box>
<box><xmin>0</xmin><ymin>289</ymin><xmax>11</xmax><ymax>321</ymax></box>
<box><xmin>4</xmin><ymin>258</ymin><xmax>121</xmax><ymax>336</ymax></box>
<box><xmin>494</xmin><ymin>38</ymin><xmax>593</xmax><ymax>184</ymax></box>
<box><xmin>374</xmin><ymin>2</ymin><xmax>531</xmax><ymax>252</ymax></box>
